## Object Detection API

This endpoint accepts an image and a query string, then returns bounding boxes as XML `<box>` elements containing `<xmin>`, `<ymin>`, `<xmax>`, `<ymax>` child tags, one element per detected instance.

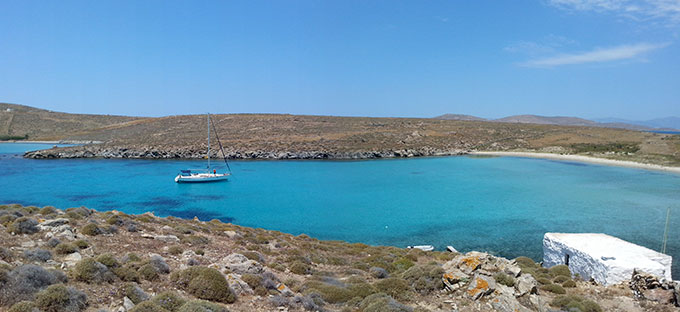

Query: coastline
<box><xmin>470</xmin><ymin>151</ymin><xmax>680</xmax><ymax>174</ymax></box>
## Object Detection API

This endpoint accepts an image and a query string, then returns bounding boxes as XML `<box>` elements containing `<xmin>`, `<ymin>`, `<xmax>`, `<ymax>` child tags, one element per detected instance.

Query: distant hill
<box><xmin>433</xmin><ymin>114</ymin><xmax>486</xmax><ymax>121</ymax></box>
<box><xmin>494</xmin><ymin>115</ymin><xmax>597</xmax><ymax>127</ymax></box>
<box><xmin>436</xmin><ymin>113</ymin><xmax>677</xmax><ymax>131</ymax></box>
<box><xmin>594</xmin><ymin>117</ymin><xmax>680</xmax><ymax>131</ymax></box>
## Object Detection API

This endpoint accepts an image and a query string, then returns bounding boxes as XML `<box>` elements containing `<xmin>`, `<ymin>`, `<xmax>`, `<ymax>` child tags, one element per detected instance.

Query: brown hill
<box><xmin>4</xmin><ymin>103</ymin><xmax>678</xmax><ymax>166</ymax></box>
<box><xmin>0</xmin><ymin>103</ymin><xmax>144</xmax><ymax>141</ymax></box>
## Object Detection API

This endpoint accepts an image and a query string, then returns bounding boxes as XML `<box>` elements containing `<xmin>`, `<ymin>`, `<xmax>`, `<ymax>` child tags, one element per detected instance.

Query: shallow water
<box><xmin>2</xmin><ymin>143</ymin><xmax>679</xmax><ymax>277</ymax></box>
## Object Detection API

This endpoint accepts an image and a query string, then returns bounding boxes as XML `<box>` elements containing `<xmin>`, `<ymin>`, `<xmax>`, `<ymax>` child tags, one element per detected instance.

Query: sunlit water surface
<box><xmin>2</xmin><ymin>143</ymin><xmax>679</xmax><ymax>277</ymax></box>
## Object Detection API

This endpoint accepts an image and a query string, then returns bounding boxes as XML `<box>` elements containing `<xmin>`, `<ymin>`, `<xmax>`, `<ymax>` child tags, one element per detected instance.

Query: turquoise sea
<box><xmin>2</xmin><ymin>143</ymin><xmax>679</xmax><ymax>277</ymax></box>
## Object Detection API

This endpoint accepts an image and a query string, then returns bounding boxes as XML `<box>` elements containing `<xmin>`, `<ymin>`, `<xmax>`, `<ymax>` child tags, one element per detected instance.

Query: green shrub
<box><xmin>359</xmin><ymin>293</ymin><xmax>411</xmax><ymax>312</ymax></box>
<box><xmin>124</xmin><ymin>283</ymin><xmax>150</xmax><ymax>304</ymax></box>
<box><xmin>290</xmin><ymin>261</ymin><xmax>311</xmax><ymax>275</ymax></box>
<box><xmin>551</xmin><ymin>294</ymin><xmax>602</xmax><ymax>312</ymax></box>
<box><xmin>514</xmin><ymin>256</ymin><xmax>536</xmax><ymax>268</ymax></box>
<box><xmin>21</xmin><ymin>206</ymin><xmax>40</xmax><ymax>214</ymax></box>
<box><xmin>113</xmin><ymin>264</ymin><xmax>140</xmax><ymax>282</ymax></box>
<box><xmin>129</xmin><ymin>301</ymin><xmax>168</xmax><ymax>312</ymax></box>
<box><xmin>124</xmin><ymin>253</ymin><xmax>142</xmax><ymax>263</ymax></box>
<box><xmin>494</xmin><ymin>272</ymin><xmax>515</xmax><ymax>287</ymax></box>
<box><xmin>96</xmin><ymin>254</ymin><xmax>120</xmax><ymax>268</ymax></box>
<box><xmin>536</xmin><ymin>277</ymin><xmax>552</xmax><ymax>285</ymax></box>
<box><xmin>73</xmin><ymin>258</ymin><xmax>114</xmax><ymax>283</ymax></box>
<box><xmin>39</xmin><ymin>206</ymin><xmax>58</xmax><ymax>215</ymax></box>
<box><xmin>302</xmin><ymin>279</ymin><xmax>375</xmax><ymax>304</ymax></box>
<box><xmin>73</xmin><ymin>240</ymin><xmax>89</xmax><ymax>249</ymax></box>
<box><xmin>0</xmin><ymin>214</ymin><xmax>17</xmax><ymax>226</ymax></box>
<box><xmin>180</xmin><ymin>235</ymin><xmax>210</xmax><ymax>245</ymax></box>
<box><xmin>401</xmin><ymin>264</ymin><xmax>444</xmax><ymax>294</ymax></box>
<box><xmin>34</xmin><ymin>284</ymin><xmax>88</xmax><ymax>312</ymax></box>
<box><xmin>171</xmin><ymin>267</ymin><xmax>235</xmax><ymax>304</ymax></box>
<box><xmin>541</xmin><ymin>283</ymin><xmax>566</xmax><ymax>294</ymax></box>
<box><xmin>553</xmin><ymin>275</ymin><xmax>569</xmax><ymax>283</ymax></box>
<box><xmin>23</xmin><ymin>248</ymin><xmax>52</xmax><ymax>262</ymax></box>
<box><xmin>54</xmin><ymin>243</ymin><xmax>78</xmax><ymax>255</ymax></box>
<box><xmin>392</xmin><ymin>258</ymin><xmax>414</xmax><ymax>272</ymax></box>
<box><xmin>177</xmin><ymin>300</ymin><xmax>229</xmax><ymax>312</ymax></box>
<box><xmin>80</xmin><ymin>223</ymin><xmax>101</xmax><ymax>236</ymax></box>
<box><xmin>549</xmin><ymin>265</ymin><xmax>571</xmax><ymax>278</ymax></box>
<box><xmin>241</xmin><ymin>274</ymin><xmax>262</xmax><ymax>289</ymax></box>
<box><xmin>7</xmin><ymin>217</ymin><xmax>39</xmax><ymax>234</ymax></box>
<box><xmin>138</xmin><ymin>264</ymin><xmax>160</xmax><ymax>282</ymax></box>
<box><xmin>562</xmin><ymin>279</ymin><xmax>577</xmax><ymax>288</ymax></box>
<box><xmin>373</xmin><ymin>278</ymin><xmax>412</xmax><ymax>301</ymax></box>
<box><xmin>168</xmin><ymin>246</ymin><xmax>183</xmax><ymax>256</ymax></box>
<box><xmin>242</xmin><ymin>251</ymin><xmax>261</xmax><ymax>262</ymax></box>
<box><xmin>0</xmin><ymin>246</ymin><xmax>13</xmax><ymax>262</ymax></box>
<box><xmin>106</xmin><ymin>215</ymin><xmax>124</xmax><ymax>225</ymax></box>
<box><xmin>152</xmin><ymin>291</ymin><xmax>186</xmax><ymax>312</ymax></box>
<box><xmin>8</xmin><ymin>301</ymin><xmax>37</xmax><ymax>312</ymax></box>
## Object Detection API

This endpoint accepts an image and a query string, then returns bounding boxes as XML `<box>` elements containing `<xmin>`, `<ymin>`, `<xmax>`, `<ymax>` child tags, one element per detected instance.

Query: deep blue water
<box><xmin>649</xmin><ymin>130</ymin><xmax>680</xmax><ymax>135</ymax></box>
<box><xmin>2</xmin><ymin>143</ymin><xmax>679</xmax><ymax>277</ymax></box>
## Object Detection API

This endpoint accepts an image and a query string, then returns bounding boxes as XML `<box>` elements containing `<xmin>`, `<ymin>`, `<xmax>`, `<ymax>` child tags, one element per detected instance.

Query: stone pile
<box><xmin>629</xmin><ymin>270</ymin><xmax>679</xmax><ymax>307</ymax></box>
<box><xmin>441</xmin><ymin>251</ymin><xmax>545</xmax><ymax>312</ymax></box>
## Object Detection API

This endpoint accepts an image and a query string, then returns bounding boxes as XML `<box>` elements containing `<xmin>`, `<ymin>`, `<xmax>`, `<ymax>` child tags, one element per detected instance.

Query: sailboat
<box><xmin>175</xmin><ymin>114</ymin><xmax>231</xmax><ymax>183</ymax></box>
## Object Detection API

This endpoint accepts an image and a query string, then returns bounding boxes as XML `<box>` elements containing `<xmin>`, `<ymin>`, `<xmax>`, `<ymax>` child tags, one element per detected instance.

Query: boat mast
<box><xmin>207</xmin><ymin>113</ymin><xmax>211</xmax><ymax>169</ymax></box>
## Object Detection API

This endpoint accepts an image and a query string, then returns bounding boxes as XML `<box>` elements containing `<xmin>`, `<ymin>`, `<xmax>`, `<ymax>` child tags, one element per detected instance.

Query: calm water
<box><xmin>2</xmin><ymin>143</ymin><xmax>679</xmax><ymax>277</ymax></box>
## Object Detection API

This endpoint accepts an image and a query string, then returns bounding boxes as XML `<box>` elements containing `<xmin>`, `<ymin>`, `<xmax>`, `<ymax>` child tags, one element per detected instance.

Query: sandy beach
<box><xmin>470</xmin><ymin>151</ymin><xmax>680</xmax><ymax>174</ymax></box>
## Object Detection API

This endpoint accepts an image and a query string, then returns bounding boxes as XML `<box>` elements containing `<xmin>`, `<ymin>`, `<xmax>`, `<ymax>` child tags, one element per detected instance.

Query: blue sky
<box><xmin>0</xmin><ymin>0</ymin><xmax>678</xmax><ymax>119</ymax></box>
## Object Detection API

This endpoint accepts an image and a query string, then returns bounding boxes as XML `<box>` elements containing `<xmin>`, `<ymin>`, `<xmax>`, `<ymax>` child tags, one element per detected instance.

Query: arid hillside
<box><xmin>0</xmin><ymin>103</ymin><xmax>143</xmax><ymax>141</ymax></box>
<box><xmin>4</xmin><ymin>103</ymin><xmax>679</xmax><ymax>166</ymax></box>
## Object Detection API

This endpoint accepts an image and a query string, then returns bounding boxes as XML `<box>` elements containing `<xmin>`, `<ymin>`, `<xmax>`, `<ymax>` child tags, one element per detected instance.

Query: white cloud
<box><xmin>522</xmin><ymin>42</ymin><xmax>669</xmax><ymax>66</ymax></box>
<box><xmin>547</xmin><ymin>0</ymin><xmax>680</xmax><ymax>25</ymax></box>
<box><xmin>505</xmin><ymin>35</ymin><xmax>577</xmax><ymax>56</ymax></box>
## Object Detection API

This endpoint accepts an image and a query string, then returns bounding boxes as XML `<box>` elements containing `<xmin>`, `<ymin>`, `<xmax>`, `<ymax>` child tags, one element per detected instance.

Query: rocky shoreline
<box><xmin>23</xmin><ymin>145</ymin><xmax>469</xmax><ymax>160</ymax></box>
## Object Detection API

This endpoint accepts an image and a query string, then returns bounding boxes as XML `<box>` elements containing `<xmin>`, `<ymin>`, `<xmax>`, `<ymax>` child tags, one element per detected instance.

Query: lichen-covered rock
<box><xmin>442</xmin><ymin>268</ymin><xmax>469</xmax><ymax>292</ymax></box>
<box><xmin>466</xmin><ymin>274</ymin><xmax>495</xmax><ymax>300</ymax></box>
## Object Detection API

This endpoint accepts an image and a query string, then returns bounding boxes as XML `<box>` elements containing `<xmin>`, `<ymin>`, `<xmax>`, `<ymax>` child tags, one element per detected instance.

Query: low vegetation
<box><xmin>0</xmin><ymin>204</ymin><xmax>665</xmax><ymax>311</ymax></box>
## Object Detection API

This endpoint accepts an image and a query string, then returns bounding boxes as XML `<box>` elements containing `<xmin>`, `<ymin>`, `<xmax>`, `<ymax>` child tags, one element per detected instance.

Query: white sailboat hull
<box><xmin>175</xmin><ymin>173</ymin><xmax>230</xmax><ymax>183</ymax></box>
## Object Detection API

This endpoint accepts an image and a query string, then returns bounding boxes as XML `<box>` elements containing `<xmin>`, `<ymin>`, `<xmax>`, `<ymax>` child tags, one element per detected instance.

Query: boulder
<box><xmin>490</xmin><ymin>290</ymin><xmax>532</xmax><ymax>312</ymax></box>
<box><xmin>515</xmin><ymin>274</ymin><xmax>538</xmax><ymax>296</ymax></box>
<box><xmin>466</xmin><ymin>274</ymin><xmax>495</xmax><ymax>300</ymax></box>
<box><xmin>63</xmin><ymin>252</ymin><xmax>82</xmax><ymax>267</ymax></box>
<box><xmin>153</xmin><ymin>235</ymin><xmax>179</xmax><ymax>243</ymax></box>
<box><xmin>39</xmin><ymin>218</ymin><xmax>69</xmax><ymax>228</ymax></box>
<box><xmin>225</xmin><ymin>273</ymin><xmax>254</xmax><ymax>295</ymax></box>
<box><xmin>442</xmin><ymin>268</ymin><xmax>469</xmax><ymax>292</ymax></box>
<box><xmin>220</xmin><ymin>253</ymin><xmax>263</xmax><ymax>275</ymax></box>
<box><xmin>123</xmin><ymin>296</ymin><xmax>134</xmax><ymax>311</ymax></box>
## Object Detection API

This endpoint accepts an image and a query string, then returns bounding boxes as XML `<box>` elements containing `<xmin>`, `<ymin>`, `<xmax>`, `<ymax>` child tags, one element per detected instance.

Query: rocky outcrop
<box><xmin>24</xmin><ymin>145</ymin><xmax>468</xmax><ymax>160</ymax></box>
<box><xmin>442</xmin><ymin>252</ymin><xmax>544</xmax><ymax>311</ymax></box>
